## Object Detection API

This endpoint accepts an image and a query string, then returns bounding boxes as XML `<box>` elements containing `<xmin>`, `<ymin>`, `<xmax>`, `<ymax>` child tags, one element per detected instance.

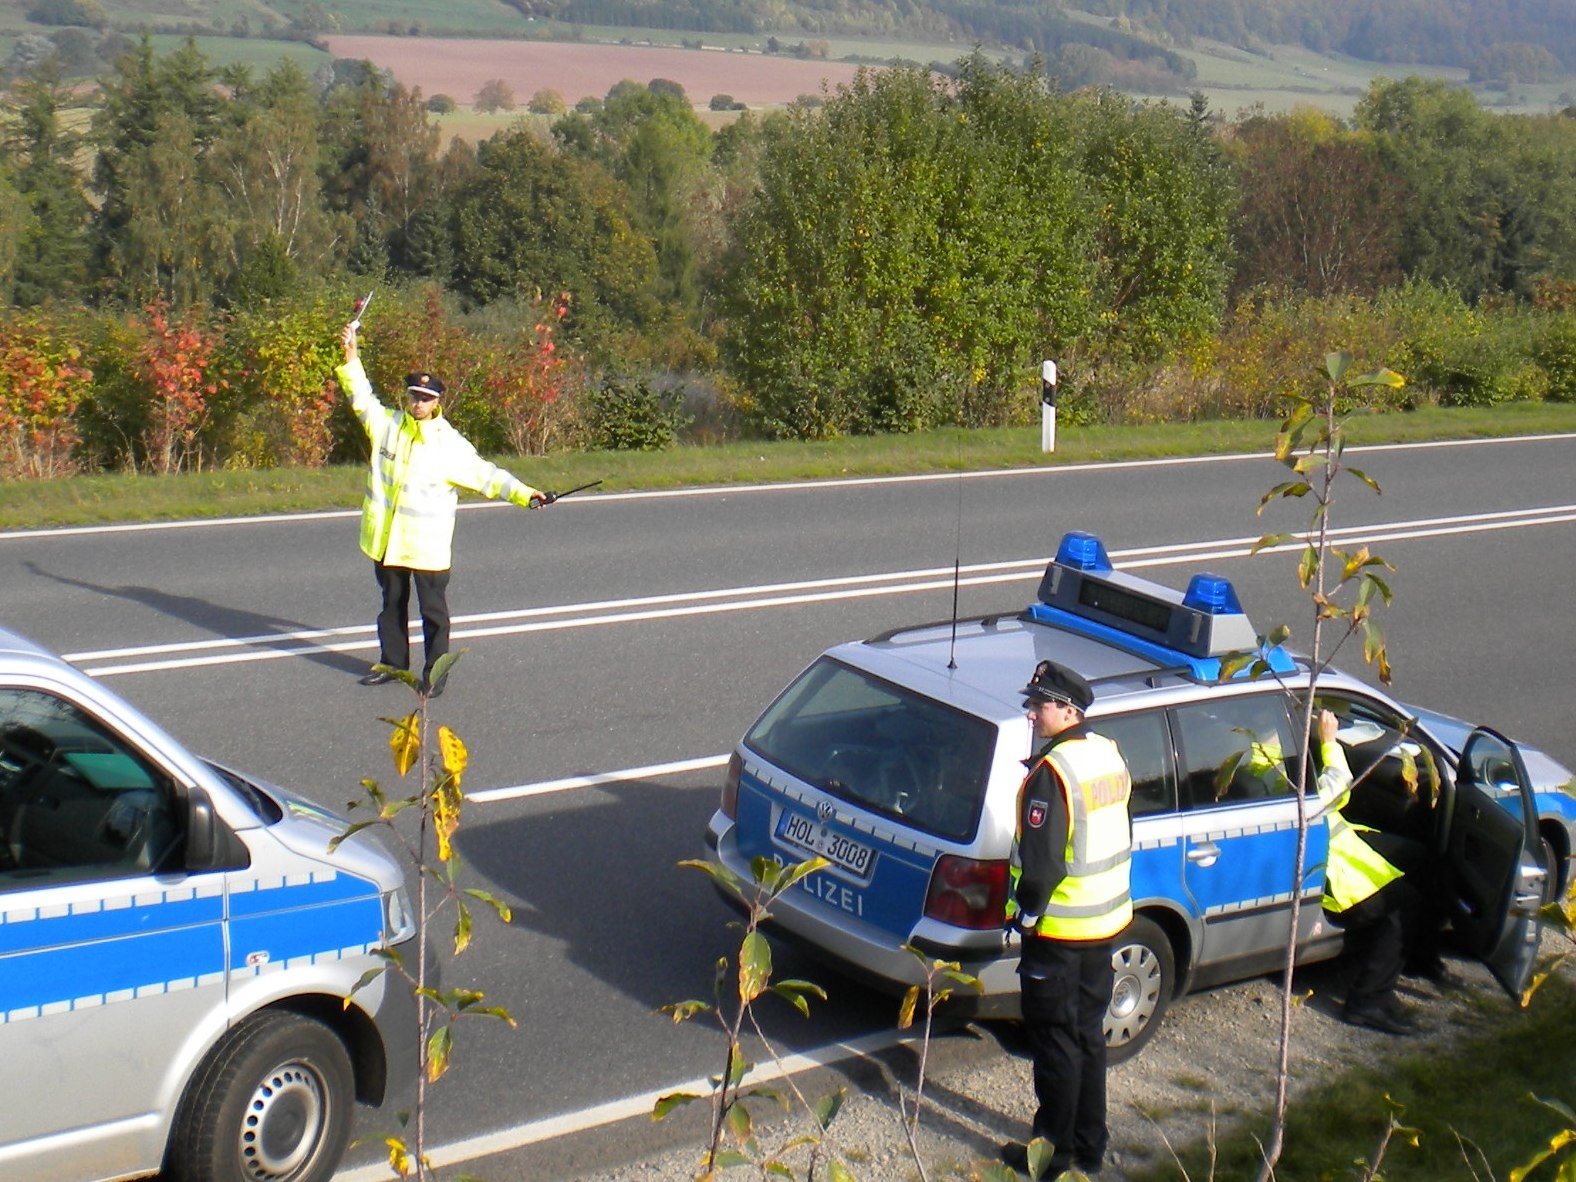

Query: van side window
<box><xmin>1173</xmin><ymin>695</ymin><xmax>1298</xmax><ymax>809</ymax></box>
<box><xmin>1091</xmin><ymin>712</ymin><xmax>1176</xmax><ymax>817</ymax></box>
<box><xmin>0</xmin><ymin>689</ymin><xmax>179</xmax><ymax>888</ymax></box>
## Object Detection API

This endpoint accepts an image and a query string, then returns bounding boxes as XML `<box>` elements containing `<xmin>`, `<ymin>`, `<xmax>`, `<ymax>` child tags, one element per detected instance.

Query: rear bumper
<box><xmin>704</xmin><ymin>818</ymin><xmax>1020</xmax><ymax>1018</ymax></box>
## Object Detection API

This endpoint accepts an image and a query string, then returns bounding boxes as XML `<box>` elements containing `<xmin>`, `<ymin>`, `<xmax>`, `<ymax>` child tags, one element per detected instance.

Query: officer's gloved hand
<box><xmin>1003</xmin><ymin>913</ymin><xmax>1036</xmax><ymax>945</ymax></box>
<box><xmin>529</xmin><ymin>491</ymin><xmax>559</xmax><ymax>509</ymax></box>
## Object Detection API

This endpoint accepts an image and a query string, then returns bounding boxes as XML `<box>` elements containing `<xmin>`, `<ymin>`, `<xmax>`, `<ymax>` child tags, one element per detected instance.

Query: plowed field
<box><xmin>322</xmin><ymin>36</ymin><xmax>875</xmax><ymax>108</ymax></box>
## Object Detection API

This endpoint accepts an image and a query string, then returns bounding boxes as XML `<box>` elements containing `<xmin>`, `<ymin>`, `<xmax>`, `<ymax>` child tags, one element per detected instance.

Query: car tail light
<box><xmin>720</xmin><ymin>751</ymin><xmax>742</xmax><ymax>819</ymax></box>
<box><xmin>923</xmin><ymin>854</ymin><xmax>1010</xmax><ymax>929</ymax></box>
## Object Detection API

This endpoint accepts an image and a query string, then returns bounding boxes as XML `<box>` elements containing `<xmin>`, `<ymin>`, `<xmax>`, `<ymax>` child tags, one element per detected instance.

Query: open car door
<box><xmin>1448</xmin><ymin>727</ymin><xmax>1546</xmax><ymax>999</ymax></box>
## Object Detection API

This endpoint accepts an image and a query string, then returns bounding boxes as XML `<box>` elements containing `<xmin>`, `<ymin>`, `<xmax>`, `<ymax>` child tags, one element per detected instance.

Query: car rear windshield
<box><xmin>744</xmin><ymin>657</ymin><xmax>997</xmax><ymax>842</ymax></box>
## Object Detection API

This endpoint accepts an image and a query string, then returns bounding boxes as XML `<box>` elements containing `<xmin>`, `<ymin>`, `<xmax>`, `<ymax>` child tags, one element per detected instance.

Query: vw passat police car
<box><xmin>0</xmin><ymin>625</ymin><xmax>419</xmax><ymax>1182</ymax></box>
<box><xmin>703</xmin><ymin>532</ymin><xmax>1573</xmax><ymax>1060</ymax></box>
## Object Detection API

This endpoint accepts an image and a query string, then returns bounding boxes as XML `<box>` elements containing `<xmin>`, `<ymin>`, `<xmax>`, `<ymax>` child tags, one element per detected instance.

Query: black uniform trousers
<box><xmin>1017</xmin><ymin>932</ymin><xmax>1114</xmax><ymax>1173</ymax></box>
<box><xmin>1326</xmin><ymin>873</ymin><xmax>1432</xmax><ymax>1012</ymax></box>
<box><xmin>373</xmin><ymin>561</ymin><xmax>451</xmax><ymax>683</ymax></box>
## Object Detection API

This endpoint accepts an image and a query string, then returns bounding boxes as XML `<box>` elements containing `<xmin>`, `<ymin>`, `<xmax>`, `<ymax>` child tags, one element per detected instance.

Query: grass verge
<box><xmin>4</xmin><ymin>403</ymin><xmax>1574</xmax><ymax>532</ymax></box>
<box><xmin>1131</xmin><ymin>974</ymin><xmax>1576</xmax><ymax>1182</ymax></box>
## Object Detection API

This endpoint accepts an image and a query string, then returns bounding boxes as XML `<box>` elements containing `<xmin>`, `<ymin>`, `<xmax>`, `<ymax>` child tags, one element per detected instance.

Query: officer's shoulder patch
<box><xmin>1027</xmin><ymin>799</ymin><xmax>1048</xmax><ymax>829</ymax></box>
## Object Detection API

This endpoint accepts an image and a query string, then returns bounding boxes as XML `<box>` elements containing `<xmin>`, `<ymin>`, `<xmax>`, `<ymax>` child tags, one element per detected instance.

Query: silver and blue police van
<box><xmin>0</xmin><ymin>625</ymin><xmax>419</xmax><ymax>1182</ymax></box>
<box><xmin>704</xmin><ymin>532</ymin><xmax>1572</xmax><ymax>1060</ymax></box>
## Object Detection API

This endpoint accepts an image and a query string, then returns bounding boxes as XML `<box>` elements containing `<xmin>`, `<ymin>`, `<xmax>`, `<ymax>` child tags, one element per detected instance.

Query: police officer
<box><xmin>1311</xmin><ymin>707</ymin><xmax>1445</xmax><ymax>1034</ymax></box>
<box><xmin>337</xmin><ymin>322</ymin><xmax>550</xmax><ymax>697</ymax></box>
<box><xmin>1002</xmin><ymin>659</ymin><xmax>1134</xmax><ymax>1178</ymax></box>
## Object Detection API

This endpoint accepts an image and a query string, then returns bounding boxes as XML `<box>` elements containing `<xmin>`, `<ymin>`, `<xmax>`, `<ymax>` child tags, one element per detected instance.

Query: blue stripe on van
<box><xmin>1</xmin><ymin>924</ymin><xmax>225</xmax><ymax>1018</ymax></box>
<box><xmin>228</xmin><ymin>869</ymin><xmax>379</xmax><ymax>918</ymax></box>
<box><xmin>0</xmin><ymin>886</ymin><xmax>224</xmax><ymax>957</ymax></box>
<box><xmin>0</xmin><ymin>871</ymin><xmax>385</xmax><ymax>1023</ymax></box>
<box><xmin>231</xmin><ymin>895</ymin><xmax>383</xmax><ymax>971</ymax></box>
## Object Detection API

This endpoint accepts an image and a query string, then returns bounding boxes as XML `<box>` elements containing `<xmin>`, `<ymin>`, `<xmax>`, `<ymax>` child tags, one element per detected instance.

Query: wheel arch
<box><xmin>1137</xmin><ymin>903</ymin><xmax>1194</xmax><ymax>998</ymax></box>
<box><xmin>270</xmin><ymin>992</ymin><xmax>391</xmax><ymax>1108</ymax></box>
<box><xmin>1540</xmin><ymin>819</ymin><xmax>1570</xmax><ymax>899</ymax></box>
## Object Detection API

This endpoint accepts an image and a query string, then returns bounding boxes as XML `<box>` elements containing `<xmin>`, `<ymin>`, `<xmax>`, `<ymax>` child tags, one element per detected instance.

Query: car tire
<box><xmin>165</xmin><ymin>1010</ymin><xmax>355</xmax><ymax>1182</ymax></box>
<box><xmin>1540</xmin><ymin>834</ymin><xmax>1562</xmax><ymax>907</ymax></box>
<box><xmin>1105</xmin><ymin>915</ymin><xmax>1174</xmax><ymax>1065</ymax></box>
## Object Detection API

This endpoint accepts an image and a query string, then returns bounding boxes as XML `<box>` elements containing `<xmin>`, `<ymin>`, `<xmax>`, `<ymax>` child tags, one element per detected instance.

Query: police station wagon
<box><xmin>0</xmin><ymin>626</ymin><xmax>419</xmax><ymax>1182</ymax></box>
<box><xmin>703</xmin><ymin>532</ymin><xmax>1572</xmax><ymax>1060</ymax></box>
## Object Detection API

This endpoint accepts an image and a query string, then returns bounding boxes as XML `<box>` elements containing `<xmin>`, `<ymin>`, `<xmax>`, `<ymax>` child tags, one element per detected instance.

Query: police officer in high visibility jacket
<box><xmin>337</xmin><ymin>321</ymin><xmax>549</xmax><ymax>697</ymax></box>
<box><xmin>1001</xmin><ymin>659</ymin><xmax>1133</xmax><ymax>1179</ymax></box>
<box><xmin>1311</xmin><ymin>707</ymin><xmax>1445</xmax><ymax>1035</ymax></box>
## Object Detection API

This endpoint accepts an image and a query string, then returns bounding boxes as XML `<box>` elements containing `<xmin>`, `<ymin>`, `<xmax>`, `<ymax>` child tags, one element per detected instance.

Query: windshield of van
<box><xmin>744</xmin><ymin>658</ymin><xmax>996</xmax><ymax>842</ymax></box>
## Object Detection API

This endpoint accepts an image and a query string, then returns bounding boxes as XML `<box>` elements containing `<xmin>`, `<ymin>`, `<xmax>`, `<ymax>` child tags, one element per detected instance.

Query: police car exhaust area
<box><xmin>3</xmin><ymin>439</ymin><xmax>1574</xmax><ymax>1181</ymax></box>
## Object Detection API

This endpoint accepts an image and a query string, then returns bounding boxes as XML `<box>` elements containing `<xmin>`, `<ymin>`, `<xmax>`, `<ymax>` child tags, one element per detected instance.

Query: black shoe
<box><xmin>1000</xmin><ymin>1141</ymin><xmax>1073</xmax><ymax>1177</ymax></box>
<box><xmin>1343</xmin><ymin>1001</ymin><xmax>1417</xmax><ymax>1036</ymax></box>
<box><xmin>421</xmin><ymin>675</ymin><xmax>446</xmax><ymax>699</ymax></box>
<box><xmin>358</xmin><ymin>669</ymin><xmax>400</xmax><ymax>686</ymax></box>
<box><xmin>1000</xmin><ymin>1142</ymin><xmax>1030</xmax><ymax>1173</ymax></box>
<box><xmin>1407</xmin><ymin>961</ymin><xmax>1466</xmax><ymax>990</ymax></box>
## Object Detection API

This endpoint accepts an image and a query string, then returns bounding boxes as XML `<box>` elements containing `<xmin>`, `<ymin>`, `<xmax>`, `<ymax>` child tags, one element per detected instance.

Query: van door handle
<box><xmin>1187</xmin><ymin>840</ymin><xmax>1220</xmax><ymax>868</ymax></box>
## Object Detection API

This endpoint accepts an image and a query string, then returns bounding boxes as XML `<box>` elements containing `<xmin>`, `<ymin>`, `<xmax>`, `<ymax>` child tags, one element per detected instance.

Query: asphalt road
<box><xmin>3</xmin><ymin>432</ymin><xmax>1573</xmax><ymax>1178</ymax></box>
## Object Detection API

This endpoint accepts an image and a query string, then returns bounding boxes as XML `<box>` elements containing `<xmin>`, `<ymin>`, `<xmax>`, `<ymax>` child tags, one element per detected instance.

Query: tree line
<box><xmin>3</xmin><ymin>40</ymin><xmax>1576</xmax><ymax>481</ymax></box>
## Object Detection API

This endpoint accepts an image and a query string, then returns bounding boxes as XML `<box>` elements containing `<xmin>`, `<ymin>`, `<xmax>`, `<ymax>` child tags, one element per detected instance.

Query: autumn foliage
<box><xmin>137</xmin><ymin>299</ymin><xmax>224</xmax><ymax>474</ymax></box>
<box><xmin>0</xmin><ymin>313</ymin><xmax>93</xmax><ymax>480</ymax></box>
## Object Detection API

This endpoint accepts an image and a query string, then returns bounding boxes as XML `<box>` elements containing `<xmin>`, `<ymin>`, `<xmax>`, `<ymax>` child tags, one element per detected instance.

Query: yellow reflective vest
<box><xmin>1011</xmin><ymin>732</ymin><xmax>1134</xmax><ymax>941</ymax></box>
<box><xmin>337</xmin><ymin>358</ymin><xmax>542</xmax><ymax>571</ymax></box>
<box><xmin>1313</xmin><ymin>740</ymin><xmax>1404</xmax><ymax>913</ymax></box>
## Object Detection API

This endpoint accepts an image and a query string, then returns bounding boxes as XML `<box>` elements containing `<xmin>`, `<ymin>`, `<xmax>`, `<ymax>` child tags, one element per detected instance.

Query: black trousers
<box><xmin>1327</xmin><ymin>873</ymin><xmax>1432</xmax><ymax>1011</ymax></box>
<box><xmin>1017</xmin><ymin>935</ymin><xmax>1114</xmax><ymax>1172</ymax></box>
<box><xmin>372</xmin><ymin>561</ymin><xmax>451</xmax><ymax>682</ymax></box>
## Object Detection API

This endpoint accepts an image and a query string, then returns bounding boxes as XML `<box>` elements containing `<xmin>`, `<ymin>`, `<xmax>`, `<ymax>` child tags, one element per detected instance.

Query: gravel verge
<box><xmin>580</xmin><ymin>955</ymin><xmax>1521</xmax><ymax>1181</ymax></box>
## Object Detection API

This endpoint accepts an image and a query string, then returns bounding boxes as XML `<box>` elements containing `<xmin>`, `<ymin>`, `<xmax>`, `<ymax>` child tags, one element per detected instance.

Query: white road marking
<box><xmin>333</xmin><ymin>1029</ymin><xmax>910</xmax><ymax>1181</ymax></box>
<box><xmin>467</xmin><ymin>755</ymin><xmax>729</xmax><ymax>803</ymax></box>
<box><xmin>64</xmin><ymin>503</ymin><xmax>1576</xmax><ymax>677</ymax></box>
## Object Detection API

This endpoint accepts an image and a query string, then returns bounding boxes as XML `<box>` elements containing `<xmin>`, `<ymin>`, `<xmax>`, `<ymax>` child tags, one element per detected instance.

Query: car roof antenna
<box><xmin>947</xmin><ymin>444</ymin><xmax>964</xmax><ymax>670</ymax></box>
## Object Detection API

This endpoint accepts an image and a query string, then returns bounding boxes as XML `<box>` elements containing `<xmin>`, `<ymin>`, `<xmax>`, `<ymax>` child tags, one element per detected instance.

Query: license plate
<box><xmin>776</xmin><ymin>809</ymin><xmax>876</xmax><ymax>879</ymax></box>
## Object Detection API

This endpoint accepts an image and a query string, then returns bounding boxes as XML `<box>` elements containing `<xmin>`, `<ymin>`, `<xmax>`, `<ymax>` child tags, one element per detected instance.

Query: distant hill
<box><xmin>2</xmin><ymin>0</ymin><xmax>1571</xmax><ymax>95</ymax></box>
<box><xmin>524</xmin><ymin>0</ymin><xmax>1575</xmax><ymax>75</ymax></box>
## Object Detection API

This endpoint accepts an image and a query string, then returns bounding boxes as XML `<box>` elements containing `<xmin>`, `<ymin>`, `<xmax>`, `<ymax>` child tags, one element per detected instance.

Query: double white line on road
<box><xmin>66</xmin><ymin>503</ymin><xmax>1576</xmax><ymax>678</ymax></box>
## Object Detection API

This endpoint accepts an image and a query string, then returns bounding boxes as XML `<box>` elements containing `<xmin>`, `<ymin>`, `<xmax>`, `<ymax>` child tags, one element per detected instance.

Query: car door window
<box><xmin>1310</xmin><ymin>693</ymin><xmax>1441</xmax><ymax>852</ymax></box>
<box><xmin>1173</xmin><ymin>695</ymin><xmax>1297</xmax><ymax>809</ymax></box>
<box><xmin>0</xmin><ymin>688</ymin><xmax>178</xmax><ymax>887</ymax></box>
<box><xmin>1091</xmin><ymin>711</ymin><xmax>1176</xmax><ymax>817</ymax></box>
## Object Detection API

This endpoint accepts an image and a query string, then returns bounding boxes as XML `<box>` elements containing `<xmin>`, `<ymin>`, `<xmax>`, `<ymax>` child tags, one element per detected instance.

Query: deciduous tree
<box><xmin>447</xmin><ymin>127</ymin><xmax>659</xmax><ymax>357</ymax></box>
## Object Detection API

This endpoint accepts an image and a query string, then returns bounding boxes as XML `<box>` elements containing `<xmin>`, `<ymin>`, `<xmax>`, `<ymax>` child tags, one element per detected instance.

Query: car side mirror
<box><xmin>186</xmin><ymin>785</ymin><xmax>250</xmax><ymax>872</ymax></box>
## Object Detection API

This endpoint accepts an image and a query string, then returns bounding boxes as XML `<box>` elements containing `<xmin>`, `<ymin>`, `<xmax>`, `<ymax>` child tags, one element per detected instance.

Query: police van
<box><xmin>0</xmin><ymin>626</ymin><xmax>419</xmax><ymax>1182</ymax></box>
<box><xmin>704</xmin><ymin>532</ymin><xmax>1573</xmax><ymax>1059</ymax></box>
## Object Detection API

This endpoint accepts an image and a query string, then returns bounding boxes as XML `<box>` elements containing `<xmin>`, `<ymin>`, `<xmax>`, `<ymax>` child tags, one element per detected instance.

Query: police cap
<box><xmin>1021</xmin><ymin>659</ymin><xmax>1094</xmax><ymax>711</ymax></box>
<box><xmin>405</xmin><ymin>372</ymin><xmax>445</xmax><ymax>399</ymax></box>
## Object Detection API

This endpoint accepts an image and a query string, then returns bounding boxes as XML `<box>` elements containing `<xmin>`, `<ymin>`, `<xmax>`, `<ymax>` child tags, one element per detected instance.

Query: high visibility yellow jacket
<box><xmin>337</xmin><ymin>358</ymin><xmax>542</xmax><ymax>571</ymax></box>
<box><xmin>1312</xmin><ymin>740</ymin><xmax>1404</xmax><ymax>913</ymax></box>
<box><xmin>1010</xmin><ymin>729</ymin><xmax>1134</xmax><ymax>942</ymax></box>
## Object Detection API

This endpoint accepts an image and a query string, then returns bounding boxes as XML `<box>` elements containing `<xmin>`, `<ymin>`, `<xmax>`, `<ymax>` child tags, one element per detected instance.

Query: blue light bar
<box><xmin>1033</xmin><ymin>531</ymin><xmax>1294</xmax><ymax>677</ymax></box>
<box><xmin>1182</xmin><ymin>573</ymin><xmax>1243</xmax><ymax>616</ymax></box>
<box><xmin>1054</xmin><ymin>531</ymin><xmax>1113</xmax><ymax>573</ymax></box>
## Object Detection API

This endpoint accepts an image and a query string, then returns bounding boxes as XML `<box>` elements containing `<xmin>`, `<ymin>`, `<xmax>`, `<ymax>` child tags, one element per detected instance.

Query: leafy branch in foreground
<box><xmin>1235</xmin><ymin>350</ymin><xmax>1405</xmax><ymax>1182</ymax></box>
<box><xmin>333</xmin><ymin>650</ymin><xmax>517</xmax><ymax>1180</ymax></box>
<box><xmin>1505</xmin><ymin>876</ymin><xmax>1576</xmax><ymax>1180</ymax></box>
<box><xmin>895</xmin><ymin>944</ymin><xmax>981</xmax><ymax>1179</ymax></box>
<box><xmin>656</xmin><ymin>854</ymin><xmax>850</xmax><ymax>1180</ymax></box>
